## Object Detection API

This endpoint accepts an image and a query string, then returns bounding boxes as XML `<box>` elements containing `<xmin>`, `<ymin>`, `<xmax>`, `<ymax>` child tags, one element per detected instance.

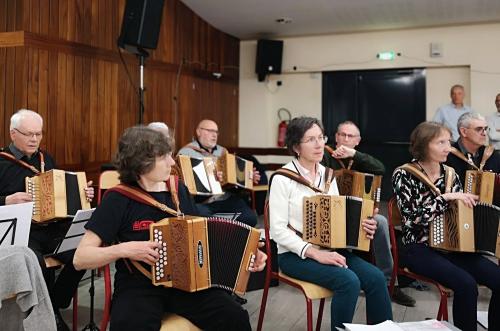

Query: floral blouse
<box><xmin>392</xmin><ymin>163</ymin><xmax>462</xmax><ymax>245</ymax></box>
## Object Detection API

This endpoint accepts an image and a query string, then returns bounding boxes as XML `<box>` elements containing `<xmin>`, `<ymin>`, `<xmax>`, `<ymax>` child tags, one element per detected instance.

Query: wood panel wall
<box><xmin>0</xmin><ymin>0</ymin><xmax>239</xmax><ymax>181</ymax></box>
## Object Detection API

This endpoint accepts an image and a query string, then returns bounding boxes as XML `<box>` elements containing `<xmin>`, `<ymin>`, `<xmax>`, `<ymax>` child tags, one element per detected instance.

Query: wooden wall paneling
<box><xmin>72</xmin><ymin>55</ymin><xmax>83</xmax><ymax>165</ymax></box>
<box><xmin>45</xmin><ymin>49</ymin><xmax>58</xmax><ymax>155</ymax></box>
<box><xmin>110</xmin><ymin>62</ymin><xmax>119</xmax><ymax>158</ymax></box>
<box><xmin>49</xmin><ymin>0</ymin><xmax>59</xmax><ymax>39</ymax></box>
<box><xmin>58</xmin><ymin>0</ymin><xmax>68</xmax><ymax>41</ymax></box>
<box><xmin>55</xmin><ymin>52</ymin><xmax>66</xmax><ymax>163</ymax></box>
<box><xmin>158</xmin><ymin>0</ymin><xmax>176</xmax><ymax>64</ymax></box>
<box><xmin>30</xmin><ymin>0</ymin><xmax>40</xmax><ymax>34</ymax></box>
<box><xmin>0</xmin><ymin>47</ymin><xmax>6</xmax><ymax>144</ymax></box>
<box><xmin>90</xmin><ymin>0</ymin><xmax>98</xmax><ymax>48</ymax></box>
<box><xmin>63</xmin><ymin>53</ymin><xmax>75</xmax><ymax>163</ymax></box>
<box><xmin>39</xmin><ymin>0</ymin><xmax>49</xmax><ymax>35</ymax></box>
<box><xmin>80</xmin><ymin>56</ymin><xmax>91</xmax><ymax>162</ymax></box>
<box><xmin>26</xmin><ymin>47</ymin><xmax>39</xmax><ymax>111</ymax></box>
<box><xmin>88</xmin><ymin>58</ymin><xmax>98</xmax><ymax>161</ymax></box>
<box><xmin>0</xmin><ymin>0</ymin><xmax>6</xmax><ymax>33</ymax></box>
<box><xmin>37</xmin><ymin>48</ymin><xmax>48</xmax><ymax>147</ymax></box>
<box><xmin>14</xmin><ymin>0</ymin><xmax>24</xmax><ymax>31</ymax></box>
<box><xmin>103</xmin><ymin>60</ymin><xmax>113</xmax><ymax>159</ymax></box>
<box><xmin>14</xmin><ymin>47</ymin><xmax>28</xmax><ymax>111</ymax></box>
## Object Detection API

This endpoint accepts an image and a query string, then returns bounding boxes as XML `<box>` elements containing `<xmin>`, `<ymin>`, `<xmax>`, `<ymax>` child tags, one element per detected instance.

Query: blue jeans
<box><xmin>279</xmin><ymin>250</ymin><xmax>393</xmax><ymax>330</ymax></box>
<box><xmin>372</xmin><ymin>214</ymin><xmax>393</xmax><ymax>283</ymax></box>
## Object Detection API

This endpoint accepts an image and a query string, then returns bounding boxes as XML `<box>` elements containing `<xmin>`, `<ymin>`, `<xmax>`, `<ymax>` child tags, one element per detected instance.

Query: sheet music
<box><xmin>193</xmin><ymin>161</ymin><xmax>212</xmax><ymax>192</ymax></box>
<box><xmin>213</xmin><ymin>212</ymin><xmax>242</xmax><ymax>221</ymax></box>
<box><xmin>54</xmin><ymin>208</ymin><xmax>95</xmax><ymax>254</ymax></box>
<box><xmin>0</xmin><ymin>202</ymin><xmax>33</xmax><ymax>247</ymax></box>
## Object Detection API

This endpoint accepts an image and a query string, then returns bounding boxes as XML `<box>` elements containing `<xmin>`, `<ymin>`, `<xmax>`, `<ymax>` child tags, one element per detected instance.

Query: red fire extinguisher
<box><xmin>277</xmin><ymin>108</ymin><xmax>291</xmax><ymax>147</ymax></box>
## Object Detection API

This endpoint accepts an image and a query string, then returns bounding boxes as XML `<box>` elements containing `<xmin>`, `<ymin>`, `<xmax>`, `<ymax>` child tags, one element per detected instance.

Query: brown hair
<box><xmin>114</xmin><ymin>126</ymin><xmax>173</xmax><ymax>184</ymax></box>
<box><xmin>409</xmin><ymin>122</ymin><xmax>451</xmax><ymax>160</ymax></box>
<box><xmin>285</xmin><ymin>116</ymin><xmax>324</xmax><ymax>158</ymax></box>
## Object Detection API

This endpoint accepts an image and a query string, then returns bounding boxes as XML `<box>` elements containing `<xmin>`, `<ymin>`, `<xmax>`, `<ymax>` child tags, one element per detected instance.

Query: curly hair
<box><xmin>114</xmin><ymin>126</ymin><xmax>173</xmax><ymax>184</ymax></box>
<box><xmin>409</xmin><ymin>121</ymin><xmax>451</xmax><ymax>161</ymax></box>
<box><xmin>285</xmin><ymin>116</ymin><xmax>324</xmax><ymax>158</ymax></box>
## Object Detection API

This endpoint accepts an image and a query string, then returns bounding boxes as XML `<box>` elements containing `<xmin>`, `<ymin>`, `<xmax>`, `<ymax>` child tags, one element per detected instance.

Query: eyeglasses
<box><xmin>469</xmin><ymin>126</ymin><xmax>489</xmax><ymax>133</ymax></box>
<box><xmin>199</xmin><ymin>127</ymin><xmax>219</xmax><ymax>135</ymax></box>
<box><xmin>301</xmin><ymin>135</ymin><xmax>328</xmax><ymax>145</ymax></box>
<box><xmin>13</xmin><ymin>128</ymin><xmax>43</xmax><ymax>139</ymax></box>
<box><xmin>337</xmin><ymin>132</ymin><xmax>360</xmax><ymax>139</ymax></box>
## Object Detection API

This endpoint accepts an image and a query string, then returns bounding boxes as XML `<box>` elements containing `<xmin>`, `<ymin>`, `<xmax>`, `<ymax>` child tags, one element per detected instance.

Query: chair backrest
<box><xmin>263</xmin><ymin>201</ymin><xmax>277</xmax><ymax>277</ymax></box>
<box><xmin>97</xmin><ymin>170</ymin><xmax>120</xmax><ymax>204</ymax></box>
<box><xmin>387</xmin><ymin>197</ymin><xmax>402</xmax><ymax>281</ymax></box>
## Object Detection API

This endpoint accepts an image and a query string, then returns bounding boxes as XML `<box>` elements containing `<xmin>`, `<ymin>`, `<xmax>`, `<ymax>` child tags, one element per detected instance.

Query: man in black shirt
<box><xmin>446</xmin><ymin>112</ymin><xmax>500</xmax><ymax>185</ymax></box>
<box><xmin>0</xmin><ymin>109</ymin><xmax>94</xmax><ymax>331</ymax></box>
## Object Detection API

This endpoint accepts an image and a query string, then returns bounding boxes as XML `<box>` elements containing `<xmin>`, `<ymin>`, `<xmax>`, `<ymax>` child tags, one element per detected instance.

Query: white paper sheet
<box><xmin>477</xmin><ymin>310</ymin><xmax>488</xmax><ymax>329</ymax></box>
<box><xmin>344</xmin><ymin>320</ymin><xmax>403</xmax><ymax>331</ymax></box>
<box><xmin>0</xmin><ymin>202</ymin><xmax>33</xmax><ymax>247</ymax></box>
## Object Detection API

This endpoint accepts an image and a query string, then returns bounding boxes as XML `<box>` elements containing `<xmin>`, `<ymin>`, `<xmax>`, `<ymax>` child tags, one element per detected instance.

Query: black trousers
<box><xmin>29</xmin><ymin>220</ymin><xmax>86</xmax><ymax>309</ymax></box>
<box><xmin>110</xmin><ymin>272</ymin><xmax>251</xmax><ymax>331</ymax></box>
<box><xmin>402</xmin><ymin>243</ymin><xmax>500</xmax><ymax>331</ymax></box>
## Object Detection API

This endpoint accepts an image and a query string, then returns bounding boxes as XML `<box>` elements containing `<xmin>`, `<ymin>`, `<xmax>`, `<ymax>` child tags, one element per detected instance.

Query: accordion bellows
<box><xmin>334</xmin><ymin>169</ymin><xmax>382</xmax><ymax>203</ymax></box>
<box><xmin>150</xmin><ymin>216</ymin><xmax>260</xmax><ymax>295</ymax></box>
<box><xmin>217</xmin><ymin>153</ymin><xmax>253</xmax><ymax>189</ymax></box>
<box><xmin>429</xmin><ymin>200</ymin><xmax>500</xmax><ymax>258</ymax></box>
<box><xmin>25</xmin><ymin>169</ymin><xmax>90</xmax><ymax>223</ymax></box>
<box><xmin>303</xmin><ymin>195</ymin><xmax>374</xmax><ymax>251</ymax></box>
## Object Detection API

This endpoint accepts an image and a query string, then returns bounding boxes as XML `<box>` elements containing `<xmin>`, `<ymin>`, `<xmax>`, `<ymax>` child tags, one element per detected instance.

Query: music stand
<box><xmin>0</xmin><ymin>202</ymin><xmax>33</xmax><ymax>247</ymax></box>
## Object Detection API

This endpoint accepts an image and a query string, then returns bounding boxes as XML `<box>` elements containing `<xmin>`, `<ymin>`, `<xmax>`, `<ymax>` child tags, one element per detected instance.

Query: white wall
<box><xmin>239</xmin><ymin>23</ymin><xmax>500</xmax><ymax>147</ymax></box>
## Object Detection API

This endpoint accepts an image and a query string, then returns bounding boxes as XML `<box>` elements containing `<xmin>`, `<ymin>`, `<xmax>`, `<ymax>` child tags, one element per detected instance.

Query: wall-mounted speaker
<box><xmin>255</xmin><ymin>39</ymin><xmax>283</xmax><ymax>82</ymax></box>
<box><xmin>118</xmin><ymin>0</ymin><xmax>165</xmax><ymax>53</ymax></box>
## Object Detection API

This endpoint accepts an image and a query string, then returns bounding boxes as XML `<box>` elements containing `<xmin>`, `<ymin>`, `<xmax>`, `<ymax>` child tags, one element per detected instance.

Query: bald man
<box><xmin>177</xmin><ymin>119</ymin><xmax>259</xmax><ymax>227</ymax></box>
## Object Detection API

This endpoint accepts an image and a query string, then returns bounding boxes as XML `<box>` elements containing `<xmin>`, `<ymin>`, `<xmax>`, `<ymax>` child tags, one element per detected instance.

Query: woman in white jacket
<box><xmin>269</xmin><ymin>117</ymin><xmax>392</xmax><ymax>330</ymax></box>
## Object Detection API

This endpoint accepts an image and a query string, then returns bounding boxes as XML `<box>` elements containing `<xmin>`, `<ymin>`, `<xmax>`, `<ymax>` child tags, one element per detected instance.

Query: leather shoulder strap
<box><xmin>443</xmin><ymin>165</ymin><xmax>456</xmax><ymax>194</ymax></box>
<box><xmin>270</xmin><ymin>168</ymin><xmax>325</xmax><ymax>193</ymax></box>
<box><xmin>450</xmin><ymin>147</ymin><xmax>479</xmax><ymax>170</ymax></box>
<box><xmin>106</xmin><ymin>184</ymin><xmax>179</xmax><ymax>216</ymax></box>
<box><xmin>0</xmin><ymin>151</ymin><xmax>41</xmax><ymax>174</ymax></box>
<box><xmin>479</xmin><ymin>145</ymin><xmax>495</xmax><ymax>170</ymax></box>
<box><xmin>166</xmin><ymin>176</ymin><xmax>181</xmax><ymax>213</ymax></box>
<box><xmin>398</xmin><ymin>163</ymin><xmax>442</xmax><ymax>196</ymax></box>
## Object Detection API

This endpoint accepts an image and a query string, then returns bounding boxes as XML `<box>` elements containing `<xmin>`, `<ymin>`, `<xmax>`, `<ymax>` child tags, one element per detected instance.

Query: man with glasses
<box><xmin>486</xmin><ymin>93</ymin><xmax>500</xmax><ymax>150</ymax></box>
<box><xmin>177</xmin><ymin>119</ymin><xmax>260</xmax><ymax>227</ymax></box>
<box><xmin>433</xmin><ymin>84</ymin><xmax>474</xmax><ymax>142</ymax></box>
<box><xmin>447</xmin><ymin>112</ymin><xmax>500</xmax><ymax>184</ymax></box>
<box><xmin>0</xmin><ymin>109</ymin><xmax>94</xmax><ymax>331</ymax></box>
<box><xmin>322</xmin><ymin>121</ymin><xmax>417</xmax><ymax>307</ymax></box>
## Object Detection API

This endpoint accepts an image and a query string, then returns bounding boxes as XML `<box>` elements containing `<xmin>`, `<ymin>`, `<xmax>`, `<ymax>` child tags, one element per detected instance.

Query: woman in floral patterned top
<box><xmin>392</xmin><ymin>121</ymin><xmax>500</xmax><ymax>331</ymax></box>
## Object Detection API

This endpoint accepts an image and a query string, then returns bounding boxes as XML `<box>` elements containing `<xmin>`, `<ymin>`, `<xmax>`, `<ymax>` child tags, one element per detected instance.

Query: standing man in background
<box><xmin>486</xmin><ymin>93</ymin><xmax>500</xmax><ymax>149</ymax></box>
<box><xmin>433</xmin><ymin>84</ymin><xmax>473</xmax><ymax>142</ymax></box>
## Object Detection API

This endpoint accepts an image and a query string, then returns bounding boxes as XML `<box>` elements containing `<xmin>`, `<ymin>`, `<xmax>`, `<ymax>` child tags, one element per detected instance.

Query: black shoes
<box><xmin>54</xmin><ymin>309</ymin><xmax>70</xmax><ymax>331</ymax></box>
<box><xmin>392</xmin><ymin>286</ymin><xmax>416</xmax><ymax>307</ymax></box>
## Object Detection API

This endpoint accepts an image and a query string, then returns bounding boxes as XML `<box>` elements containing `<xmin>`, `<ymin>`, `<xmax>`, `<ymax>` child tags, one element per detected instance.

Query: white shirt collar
<box><xmin>292</xmin><ymin>159</ymin><xmax>322</xmax><ymax>187</ymax></box>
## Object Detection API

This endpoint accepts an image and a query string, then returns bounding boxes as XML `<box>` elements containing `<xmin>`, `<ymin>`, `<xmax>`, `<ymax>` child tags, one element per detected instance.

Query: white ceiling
<box><xmin>180</xmin><ymin>0</ymin><xmax>500</xmax><ymax>40</ymax></box>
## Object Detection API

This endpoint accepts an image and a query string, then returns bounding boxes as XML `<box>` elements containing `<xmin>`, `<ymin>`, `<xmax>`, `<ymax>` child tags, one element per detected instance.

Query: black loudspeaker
<box><xmin>255</xmin><ymin>39</ymin><xmax>283</xmax><ymax>82</ymax></box>
<box><xmin>118</xmin><ymin>0</ymin><xmax>165</xmax><ymax>52</ymax></box>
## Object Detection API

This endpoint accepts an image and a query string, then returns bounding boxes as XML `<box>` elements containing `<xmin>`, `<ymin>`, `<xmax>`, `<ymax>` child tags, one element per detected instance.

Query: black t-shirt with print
<box><xmin>85</xmin><ymin>181</ymin><xmax>198</xmax><ymax>276</ymax></box>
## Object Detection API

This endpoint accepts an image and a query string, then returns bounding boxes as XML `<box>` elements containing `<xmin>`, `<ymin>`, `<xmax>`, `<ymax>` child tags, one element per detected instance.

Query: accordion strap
<box><xmin>186</xmin><ymin>144</ymin><xmax>228</xmax><ymax>158</ymax></box>
<box><xmin>107</xmin><ymin>183</ymin><xmax>180</xmax><ymax>216</ymax></box>
<box><xmin>398</xmin><ymin>163</ymin><xmax>456</xmax><ymax>195</ymax></box>
<box><xmin>270</xmin><ymin>168</ymin><xmax>333</xmax><ymax>194</ymax></box>
<box><xmin>0</xmin><ymin>151</ymin><xmax>44</xmax><ymax>174</ymax></box>
<box><xmin>450</xmin><ymin>145</ymin><xmax>495</xmax><ymax>171</ymax></box>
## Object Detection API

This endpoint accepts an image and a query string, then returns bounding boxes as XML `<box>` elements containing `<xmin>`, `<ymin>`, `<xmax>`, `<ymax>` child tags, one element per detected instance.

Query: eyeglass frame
<box><xmin>300</xmin><ymin>135</ymin><xmax>328</xmax><ymax>145</ymax></box>
<box><xmin>336</xmin><ymin>132</ymin><xmax>360</xmax><ymax>139</ymax></box>
<box><xmin>199</xmin><ymin>127</ymin><xmax>219</xmax><ymax>135</ymax></box>
<box><xmin>13</xmin><ymin>128</ymin><xmax>43</xmax><ymax>139</ymax></box>
<box><xmin>466</xmin><ymin>126</ymin><xmax>489</xmax><ymax>133</ymax></box>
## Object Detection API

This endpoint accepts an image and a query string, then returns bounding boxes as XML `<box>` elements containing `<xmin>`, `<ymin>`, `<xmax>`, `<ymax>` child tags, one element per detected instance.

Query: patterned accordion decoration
<box><xmin>217</xmin><ymin>153</ymin><xmax>253</xmax><ymax>189</ymax></box>
<box><xmin>464</xmin><ymin>170</ymin><xmax>500</xmax><ymax>206</ymax></box>
<box><xmin>334</xmin><ymin>169</ymin><xmax>382</xmax><ymax>204</ymax></box>
<box><xmin>25</xmin><ymin>169</ymin><xmax>90</xmax><ymax>223</ymax></box>
<box><xmin>303</xmin><ymin>195</ymin><xmax>374</xmax><ymax>251</ymax></box>
<box><xmin>177</xmin><ymin>155</ymin><xmax>223</xmax><ymax>195</ymax></box>
<box><xmin>150</xmin><ymin>216</ymin><xmax>260</xmax><ymax>295</ymax></box>
<box><xmin>429</xmin><ymin>200</ymin><xmax>500</xmax><ymax>258</ymax></box>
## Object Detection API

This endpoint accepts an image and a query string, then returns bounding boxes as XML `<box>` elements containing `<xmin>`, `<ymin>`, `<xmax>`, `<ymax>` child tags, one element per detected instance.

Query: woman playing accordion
<box><xmin>73</xmin><ymin>126</ymin><xmax>266</xmax><ymax>331</ymax></box>
<box><xmin>269</xmin><ymin>117</ymin><xmax>392</xmax><ymax>330</ymax></box>
<box><xmin>392</xmin><ymin>121</ymin><xmax>500</xmax><ymax>331</ymax></box>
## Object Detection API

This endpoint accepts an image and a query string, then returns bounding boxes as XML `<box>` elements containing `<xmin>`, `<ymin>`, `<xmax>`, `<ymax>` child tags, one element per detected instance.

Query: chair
<box><xmin>257</xmin><ymin>202</ymin><xmax>334</xmax><ymax>331</ymax></box>
<box><xmin>387</xmin><ymin>197</ymin><xmax>449</xmax><ymax>321</ymax></box>
<box><xmin>97</xmin><ymin>171</ymin><xmax>201</xmax><ymax>331</ymax></box>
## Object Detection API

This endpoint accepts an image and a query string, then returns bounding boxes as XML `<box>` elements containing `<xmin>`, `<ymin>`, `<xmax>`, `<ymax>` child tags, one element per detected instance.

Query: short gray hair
<box><xmin>10</xmin><ymin>109</ymin><xmax>43</xmax><ymax>130</ymax></box>
<box><xmin>147</xmin><ymin>122</ymin><xmax>169</xmax><ymax>137</ymax></box>
<box><xmin>457</xmin><ymin>112</ymin><xmax>485</xmax><ymax>133</ymax></box>
<box><xmin>337</xmin><ymin>121</ymin><xmax>360</xmax><ymax>135</ymax></box>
